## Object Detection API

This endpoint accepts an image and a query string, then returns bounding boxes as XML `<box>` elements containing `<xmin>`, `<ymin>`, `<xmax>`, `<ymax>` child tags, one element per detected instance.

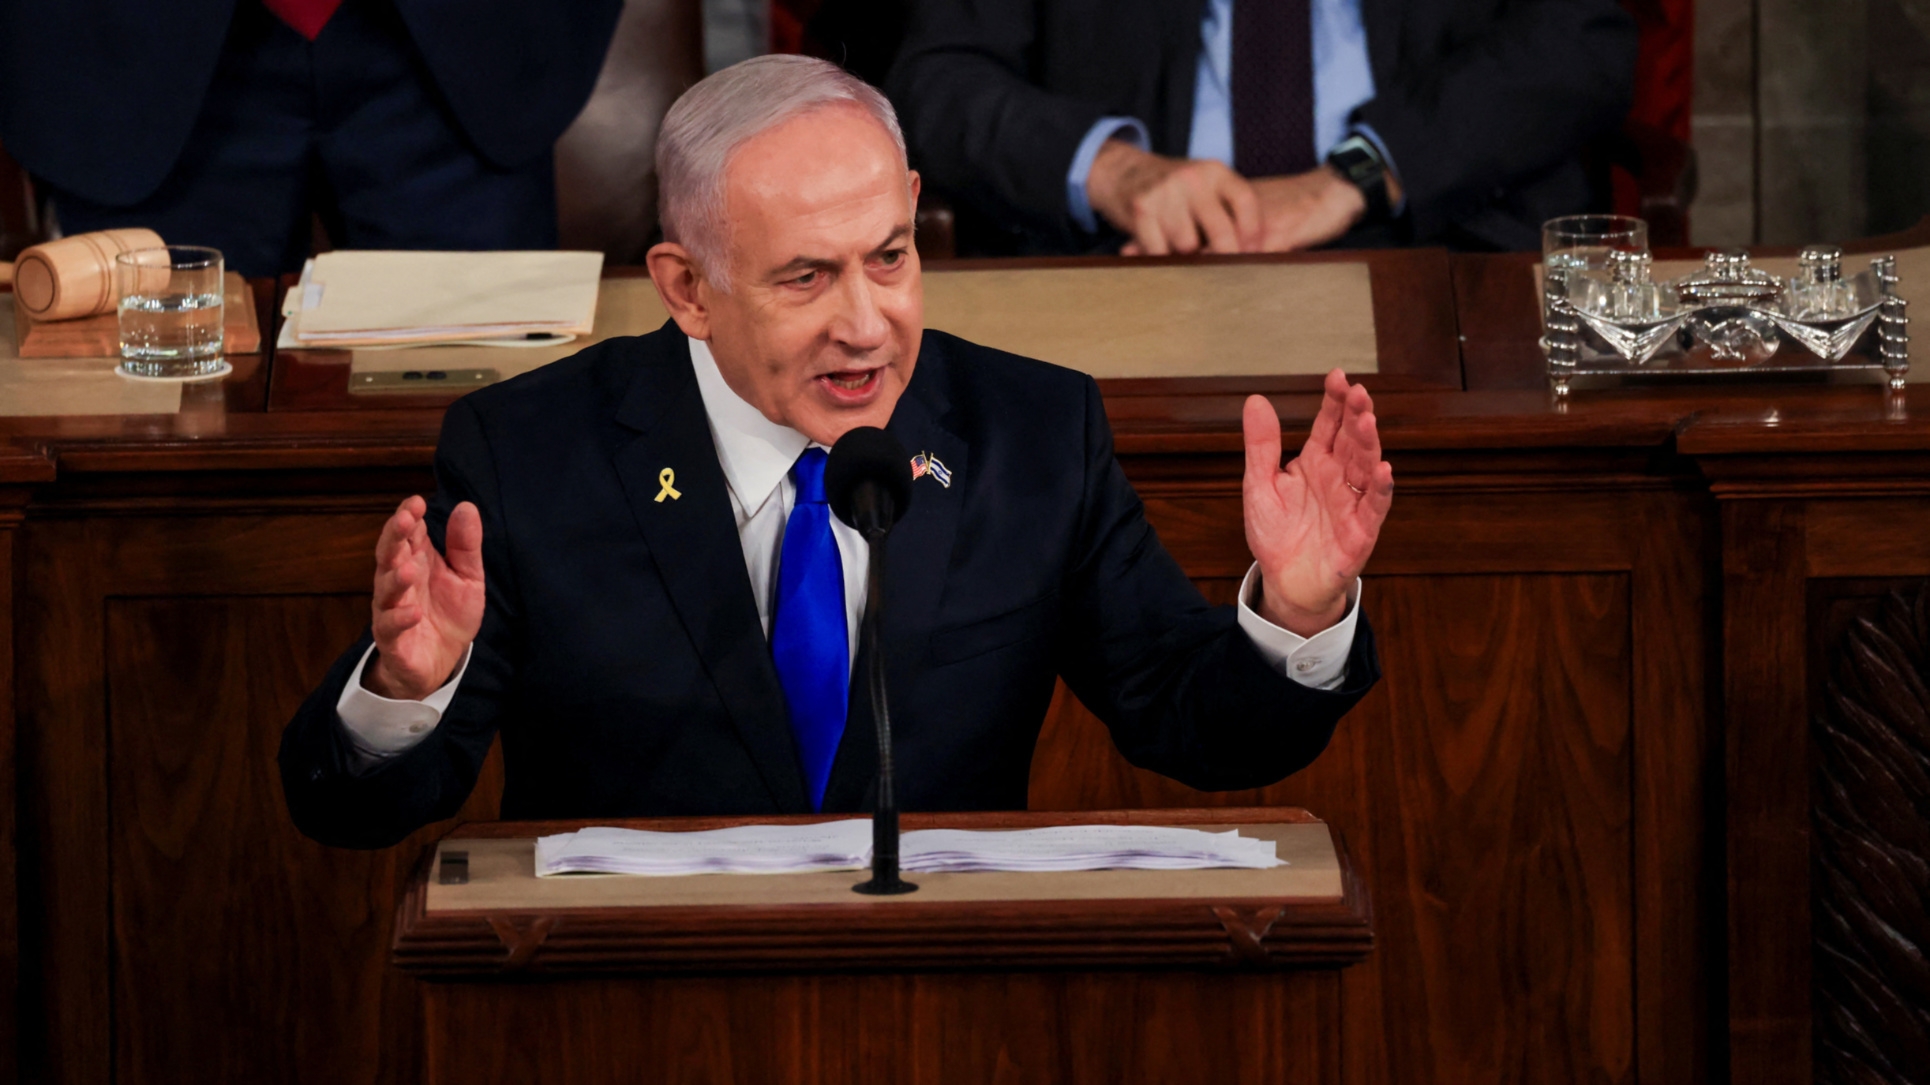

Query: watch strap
<box><xmin>1326</xmin><ymin>135</ymin><xmax>1392</xmax><ymax>223</ymax></box>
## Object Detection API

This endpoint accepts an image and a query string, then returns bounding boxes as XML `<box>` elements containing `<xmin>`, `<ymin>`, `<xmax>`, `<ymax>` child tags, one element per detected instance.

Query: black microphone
<box><xmin>825</xmin><ymin>426</ymin><xmax>913</xmax><ymax>537</ymax></box>
<box><xmin>824</xmin><ymin>426</ymin><xmax>918</xmax><ymax>896</ymax></box>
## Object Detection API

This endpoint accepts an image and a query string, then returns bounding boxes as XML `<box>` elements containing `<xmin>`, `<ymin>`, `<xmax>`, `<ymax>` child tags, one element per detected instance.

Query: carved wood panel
<box><xmin>106</xmin><ymin>595</ymin><xmax>414</xmax><ymax>1084</ymax></box>
<box><xmin>17</xmin><ymin>509</ymin><xmax>502</xmax><ymax>1085</ymax></box>
<box><xmin>1811</xmin><ymin>585</ymin><xmax>1930</xmax><ymax>1085</ymax></box>
<box><xmin>421</xmin><ymin>969</ymin><xmax>1339</xmax><ymax>1085</ymax></box>
<box><xmin>1031</xmin><ymin>572</ymin><xmax>1638</xmax><ymax>1085</ymax></box>
<box><xmin>0</xmin><ymin>506</ymin><xmax>19</xmax><ymax>1085</ymax></box>
<box><xmin>1722</xmin><ymin>488</ymin><xmax>1930</xmax><ymax>1085</ymax></box>
<box><xmin>12</xmin><ymin>473</ymin><xmax>1711</xmax><ymax>1085</ymax></box>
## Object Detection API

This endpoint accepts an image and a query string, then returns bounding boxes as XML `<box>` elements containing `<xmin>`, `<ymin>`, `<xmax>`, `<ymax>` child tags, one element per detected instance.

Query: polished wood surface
<box><xmin>16</xmin><ymin>506</ymin><xmax>503</xmax><ymax>1085</ymax></box>
<box><xmin>400</xmin><ymin>809</ymin><xmax>1367</xmax><ymax>979</ymax></box>
<box><xmin>1029</xmin><ymin>481</ymin><xmax>1705</xmax><ymax>1085</ymax></box>
<box><xmin>426</xmin><ymin>968</ymin><xmax>1341</xmax><ymax>1085</ymax></box>
<box><xmin>4</xmin><ymin>241</ymin><xmax>1930</xmax><ymax>1083</ymax></box>
<box><xmin>407</xmin><ymin>808</ymin><xmax>1363</xmax><ymax>1085</ymax></box>
<box><xmin>0</xmin><ymin>451</ymin><xmax>31</xmax><ymax>1084</ymax></box>
<box><xmin>12</xmin><ymin>271</ymin><xmax>260</xmax><ymax>358</ymax></box>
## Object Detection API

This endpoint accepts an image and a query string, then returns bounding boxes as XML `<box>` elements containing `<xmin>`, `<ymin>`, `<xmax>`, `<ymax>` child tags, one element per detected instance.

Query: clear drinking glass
<box><xmin>1541</xmin><ymin>215</ymin><xmax>1650</xmax><ymax>391</ymax></box>
<box><xmin>115</xmin><ymin>245</ymin><xmax>225</xmax><ymax>379</ymax></box>
<box><xmin>1542</xmin><ymin>214</ymin><xmax>1650</xmax><ymax>285</ymax></box>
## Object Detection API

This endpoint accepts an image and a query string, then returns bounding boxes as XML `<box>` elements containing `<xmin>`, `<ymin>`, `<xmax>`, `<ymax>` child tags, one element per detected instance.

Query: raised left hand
<box><xmin>1242</xmin><ymin>370</ymin><xmax>1394</xmax><ymax>636</ymax></box>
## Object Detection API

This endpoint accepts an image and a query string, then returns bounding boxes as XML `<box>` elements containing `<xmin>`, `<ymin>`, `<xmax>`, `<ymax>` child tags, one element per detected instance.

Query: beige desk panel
<box><xmin>426</xmin><ymin>822</ymin><xmax>1341</xmax><ymax>913</ymax></box>
<box><xmin>0</xmin><ymin>296</ymin><xmax>182</xmax><ymax>416</ymax></box>
<box><xmin>922</xmin><ymin>263</ymin><xmax>1377</xmax><ymax>378</ymax></box>
<box><xmin>351</xmin><ymin>263</ymin><xmax>1380</xmax><ymax>383</ymax></box>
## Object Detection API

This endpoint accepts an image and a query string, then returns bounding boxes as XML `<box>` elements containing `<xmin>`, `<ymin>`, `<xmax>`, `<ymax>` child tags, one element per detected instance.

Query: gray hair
<box><xmin>656</xmin><ymin>55</ymin><xmax>908</xmax><ymax>289</ymax></box>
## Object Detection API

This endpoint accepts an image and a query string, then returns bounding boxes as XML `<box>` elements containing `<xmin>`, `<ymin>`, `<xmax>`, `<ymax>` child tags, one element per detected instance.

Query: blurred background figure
<box><xmin>6</xmin><ymin>0</ymin><xmax>1918</xmax><ymax>268</ymax></box>
<box><xmin>0</xmin><ymin>0</ymin><xmax>624</xmax><ymax>276</ymax></box>
<box><xmin>887</xmin><ymin>0</ymin><xmax>1639</xmax><ymax>256</ymax></box>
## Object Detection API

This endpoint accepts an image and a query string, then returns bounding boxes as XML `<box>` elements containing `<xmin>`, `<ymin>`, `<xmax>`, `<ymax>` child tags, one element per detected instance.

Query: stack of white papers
<box><xmin>280</xmin><ymin>250</ymin><xmax>604</xmax><ymax>349</ymax></box>
<box><xmin>898</xmin><ymin>825</ymin><xmax>1283</xmax><ymax>872</ymax></box>
<box><xmin>537</xmin><ymin>822</ymin><xmax>871</xmax><ymax>876</ymax></box>
<box><xmin>535</xmin><ymin>821</ymin><xmax>1283</xmax><ymax>877</ymax></box>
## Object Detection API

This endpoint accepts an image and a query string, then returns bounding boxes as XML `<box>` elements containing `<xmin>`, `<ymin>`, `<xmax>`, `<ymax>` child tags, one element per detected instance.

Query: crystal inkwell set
<box><xmin>1540</xmin><ymin>215</ymin><xmax>1910</xmax><ymax>395</ymax></box>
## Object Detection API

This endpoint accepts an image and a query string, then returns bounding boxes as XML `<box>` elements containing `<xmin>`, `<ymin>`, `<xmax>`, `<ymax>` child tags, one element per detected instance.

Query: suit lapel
<box><xmin>612</xmin><ymin>329</ymin><xmax>810</xmax><ymax>813</ymax></box>
<box><xmin>1161</xmin><ymin>0</ymin><xmax>1213</xmax><ymax>156</ymax></box>
<box><xmin>1359</xmin><ymin>0</ymin><xmax>1404</xmax><ymax>89</ymax></box>
<box><xmin>822</xmin><ymin>338</ymin><xmax>969</xmax><ymax>812</ymax></box>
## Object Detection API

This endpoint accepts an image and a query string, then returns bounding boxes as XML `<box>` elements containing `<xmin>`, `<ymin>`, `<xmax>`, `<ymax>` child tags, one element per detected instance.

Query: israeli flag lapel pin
<box><xmin>910</xmin><ymin>451</ymin><xmax>953</xmax><ymax>488</ymax></box>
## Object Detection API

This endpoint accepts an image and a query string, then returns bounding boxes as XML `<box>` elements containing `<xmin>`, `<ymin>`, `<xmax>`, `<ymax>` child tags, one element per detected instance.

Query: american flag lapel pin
<box><xmin>910</xmin><ymin>451</ymin><xmax>953</xmax><ymax>488</ymax></box>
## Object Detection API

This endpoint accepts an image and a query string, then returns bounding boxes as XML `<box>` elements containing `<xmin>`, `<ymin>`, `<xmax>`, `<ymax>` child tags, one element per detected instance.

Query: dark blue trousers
<box><xmin>48</xmin><ymin>0</ymin><xmax>558</xmax><ymax>277</ymax></box>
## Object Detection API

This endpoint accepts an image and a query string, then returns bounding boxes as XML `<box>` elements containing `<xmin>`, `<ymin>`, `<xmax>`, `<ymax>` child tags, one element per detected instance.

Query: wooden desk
<box><xmin>396</xmin><ymin>808</ymin><xmax>1369</xmax><ymax>1085</ymax></box>
<box><xmin>4</xmin><ymin>240</ymin><xmax>1928</xmax><ymax>1085</ymax></box>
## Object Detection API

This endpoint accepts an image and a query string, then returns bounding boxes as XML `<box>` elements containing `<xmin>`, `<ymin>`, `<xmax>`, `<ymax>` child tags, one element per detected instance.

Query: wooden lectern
<box><xmin>392</xmin><ymin>807</ymin><xmax>1372</xmax><ymax>1085</ymax></box>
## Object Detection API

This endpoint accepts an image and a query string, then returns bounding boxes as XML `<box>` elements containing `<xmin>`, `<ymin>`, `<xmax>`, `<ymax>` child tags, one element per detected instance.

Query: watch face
<box><xmin>1327</xmin><ymin>137</ymin><xmax>1391</xmax><ymax>219</ymax></box>
<box><xmin>1331</xmin><ymin>137</ymin><xmax>1380</xmax><ymax>175</ymax></box>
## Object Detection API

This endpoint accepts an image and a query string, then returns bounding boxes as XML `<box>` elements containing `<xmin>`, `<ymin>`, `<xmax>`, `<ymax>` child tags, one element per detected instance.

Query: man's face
<box><xmin>696</xmin><ymin>104</ymin><xmax>923</xmax><ymax>446</ymax></box>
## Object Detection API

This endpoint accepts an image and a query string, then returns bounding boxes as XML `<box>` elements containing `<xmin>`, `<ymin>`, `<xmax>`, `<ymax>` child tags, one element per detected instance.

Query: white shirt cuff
<box><xmin>335</xmin><ymin>642</ymin><xmax>473</xmax><ymax>768</ymax></box>
<box><xmin>1066</xmin><ymin>116</ymin><xmax>1151</xmax><ymax>234</ymax></box>
<box><xmin>1235</xmin><ymin>565</ymin><xmax>1360</xmax><ymax>691</ymax></box>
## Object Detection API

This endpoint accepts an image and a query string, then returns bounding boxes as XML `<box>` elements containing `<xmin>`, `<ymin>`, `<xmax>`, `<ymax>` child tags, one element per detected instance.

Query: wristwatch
<box><xmin>1325</xmin><ymin>134</ymin><xmax>1393</xmax><ymax>223</ymax></box>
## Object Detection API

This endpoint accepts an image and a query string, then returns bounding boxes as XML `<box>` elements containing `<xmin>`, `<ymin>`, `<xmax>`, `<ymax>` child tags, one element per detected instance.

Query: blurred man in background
<box><xmin>0</xmin><ymin>0</ymin><xmax>621</xmax><ymax>276</ymax></box>
<box><xmin>889</xmin><ymin>0</ymin><xmax>1638</xmax><ymax>256</ymax></box>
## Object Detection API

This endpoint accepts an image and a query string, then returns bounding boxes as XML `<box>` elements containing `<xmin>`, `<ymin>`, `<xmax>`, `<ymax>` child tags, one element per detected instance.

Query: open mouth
<box><xmin>815</xmin><ymin>366</ymin><xmax>884</xmax><ymax>402</ymax></box>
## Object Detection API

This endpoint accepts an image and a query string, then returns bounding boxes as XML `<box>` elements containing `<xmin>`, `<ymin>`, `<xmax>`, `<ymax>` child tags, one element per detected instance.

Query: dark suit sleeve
<box><xmin>278</xmin><ymin>398</ymin><xmax>521</xmax><ymax>848</ymax></box>
<box><xmin>1054</xmin><ymin>377</ymin><xmax>1378</xmax><ymax>791</ymax></box>
<box><xmin>887</xmin><ymin>0</ymin><xmax>1109</xmax><ymax>246</ymax></box>
<box><xmin>1354</xmin><ymin>0</ymin><xmax>1637</xmax><ymax>242</ymax></box>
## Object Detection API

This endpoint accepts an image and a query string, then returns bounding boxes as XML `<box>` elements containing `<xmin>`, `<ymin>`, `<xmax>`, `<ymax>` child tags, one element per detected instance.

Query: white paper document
<box><xmin>536</xmin><ymin>821</ymin><xmax>873</xmax><ymax>876</ymax></box>
<box><xmin>897</xmin><ymin>825</ymin><xmax>1284</xmax><ymax>873</ymax></box>
<box><xmin>282</xmin><ymin>250</ymin><xmax>604</xmax><ymax>347</ymax></box>
<box><xmin>535</xmin><ymin>822</ymin><xmax>1284</xmax><ymax>877</ymax></box>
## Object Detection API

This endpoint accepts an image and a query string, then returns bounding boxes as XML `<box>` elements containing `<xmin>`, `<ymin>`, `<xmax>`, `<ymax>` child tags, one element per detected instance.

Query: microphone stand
<box><xmin>853</xmin><ymin>518</ymin><xmax>917</xmax><ymax>896</ymax></box>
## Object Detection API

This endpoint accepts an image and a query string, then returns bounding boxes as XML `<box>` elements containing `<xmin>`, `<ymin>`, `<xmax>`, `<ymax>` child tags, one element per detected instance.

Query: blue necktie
<box><xmin>771</xmin><ymin>447</ymin><xmax>848</xmax><ymax>810</ymax></box>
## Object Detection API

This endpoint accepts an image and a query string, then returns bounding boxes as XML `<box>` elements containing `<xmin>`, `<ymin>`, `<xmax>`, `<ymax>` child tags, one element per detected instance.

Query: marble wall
<box><xmin>1692</xmin><ymin>0</ymin><xmax>1930</xmax><ymax>245</ymax></box>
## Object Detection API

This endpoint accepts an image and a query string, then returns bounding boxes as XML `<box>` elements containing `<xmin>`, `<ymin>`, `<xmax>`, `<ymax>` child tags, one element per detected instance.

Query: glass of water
<box><xmin>115</xmin><ymin>245</ymin><xmax>226</xmax><ymax>379</ymax></box>
<box><xmin>1543</xmin><ymin>215</ymin><xmax>1649</xmax><ymax>286</ymax></box>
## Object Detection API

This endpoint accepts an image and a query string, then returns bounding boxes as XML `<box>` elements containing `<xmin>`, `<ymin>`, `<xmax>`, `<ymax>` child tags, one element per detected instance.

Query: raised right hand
<box><xmin>1086</xmin><ymin>139</ymin><xmax>1262</xmax><ymax>256</ymax></box>
<box><xmin>364</xmin><ymin>495</ymin><xmax>485</xmax><ymax>701</ymax></box>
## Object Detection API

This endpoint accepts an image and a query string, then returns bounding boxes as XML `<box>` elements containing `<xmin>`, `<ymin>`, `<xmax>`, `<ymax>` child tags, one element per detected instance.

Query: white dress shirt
<box><xmin>336</xmin><ymin>337</ymin><xmax>1362</xmax><ymax>764</ymax></box>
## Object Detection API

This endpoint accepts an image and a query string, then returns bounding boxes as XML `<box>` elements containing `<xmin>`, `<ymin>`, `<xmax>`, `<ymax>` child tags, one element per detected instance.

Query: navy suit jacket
<box><xmin>279</xmin><ymin>324</ymin><xmax>1380</xmax><ymax>848</ymax></box>
<box><xmin>0</xmin><ymin>0</ymin><xmax>620</xmax><ymax>205</ymax></box>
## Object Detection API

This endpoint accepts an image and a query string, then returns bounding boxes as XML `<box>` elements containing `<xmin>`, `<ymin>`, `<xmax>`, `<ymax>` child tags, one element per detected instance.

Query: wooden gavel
<box><xmin>12</xmin><ymin>227</ymin><xmax>168</xmax><ymax>322</ymax></box>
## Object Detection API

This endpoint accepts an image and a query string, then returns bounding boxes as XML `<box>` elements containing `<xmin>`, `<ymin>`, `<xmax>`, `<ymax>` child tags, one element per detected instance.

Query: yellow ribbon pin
<box><xmin>655</xmin><ymin>467</ymin><xmax>682</xmax><ymax>502</ymax></box>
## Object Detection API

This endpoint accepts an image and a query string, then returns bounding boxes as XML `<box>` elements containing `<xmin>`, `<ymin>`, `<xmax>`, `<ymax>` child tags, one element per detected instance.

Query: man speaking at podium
<box><xmin>279</xmin><ymin>56</ymin><xmax>1394</xmax><ymax>849</ymax></box>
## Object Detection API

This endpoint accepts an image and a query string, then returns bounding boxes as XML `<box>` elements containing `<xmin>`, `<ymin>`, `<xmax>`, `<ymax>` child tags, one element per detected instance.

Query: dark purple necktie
<box><xmin>1231</xmin><ymin>0</ymin><xmax>1316</xmax><ymax>177</ymax></box>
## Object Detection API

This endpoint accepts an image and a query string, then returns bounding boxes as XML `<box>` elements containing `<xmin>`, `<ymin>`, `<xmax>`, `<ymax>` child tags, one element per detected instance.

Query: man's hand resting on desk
<box><xmin>1087</xmin><ymin>139</ymin><xmax>1263</xmax><ymax>256</ymax></box>
<box><xmin>1093</xmin><ymin>145</ymin><xmax>1400</xmax><ymax>256</ymax></box>
<box><xmin>363</xmin><ymin>495</ymin><xmax>485</xmax><ymax>701</ymax></box>
<box><xmin>1250</xmin><ymin>168</ymin><xmax>1372</xmax><ymax>253</ymax></box>
<box><xmin>1243</xmin><ymin>370</ymin><xmax>1394</xmax><ymax>636</ymax></box>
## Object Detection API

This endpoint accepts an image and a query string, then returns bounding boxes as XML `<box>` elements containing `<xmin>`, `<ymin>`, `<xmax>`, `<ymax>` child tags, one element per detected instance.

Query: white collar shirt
<box><xmin>687</xmin><ymin>336</ymin><xmax>868</xmax><ymax>664</ymax></box>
